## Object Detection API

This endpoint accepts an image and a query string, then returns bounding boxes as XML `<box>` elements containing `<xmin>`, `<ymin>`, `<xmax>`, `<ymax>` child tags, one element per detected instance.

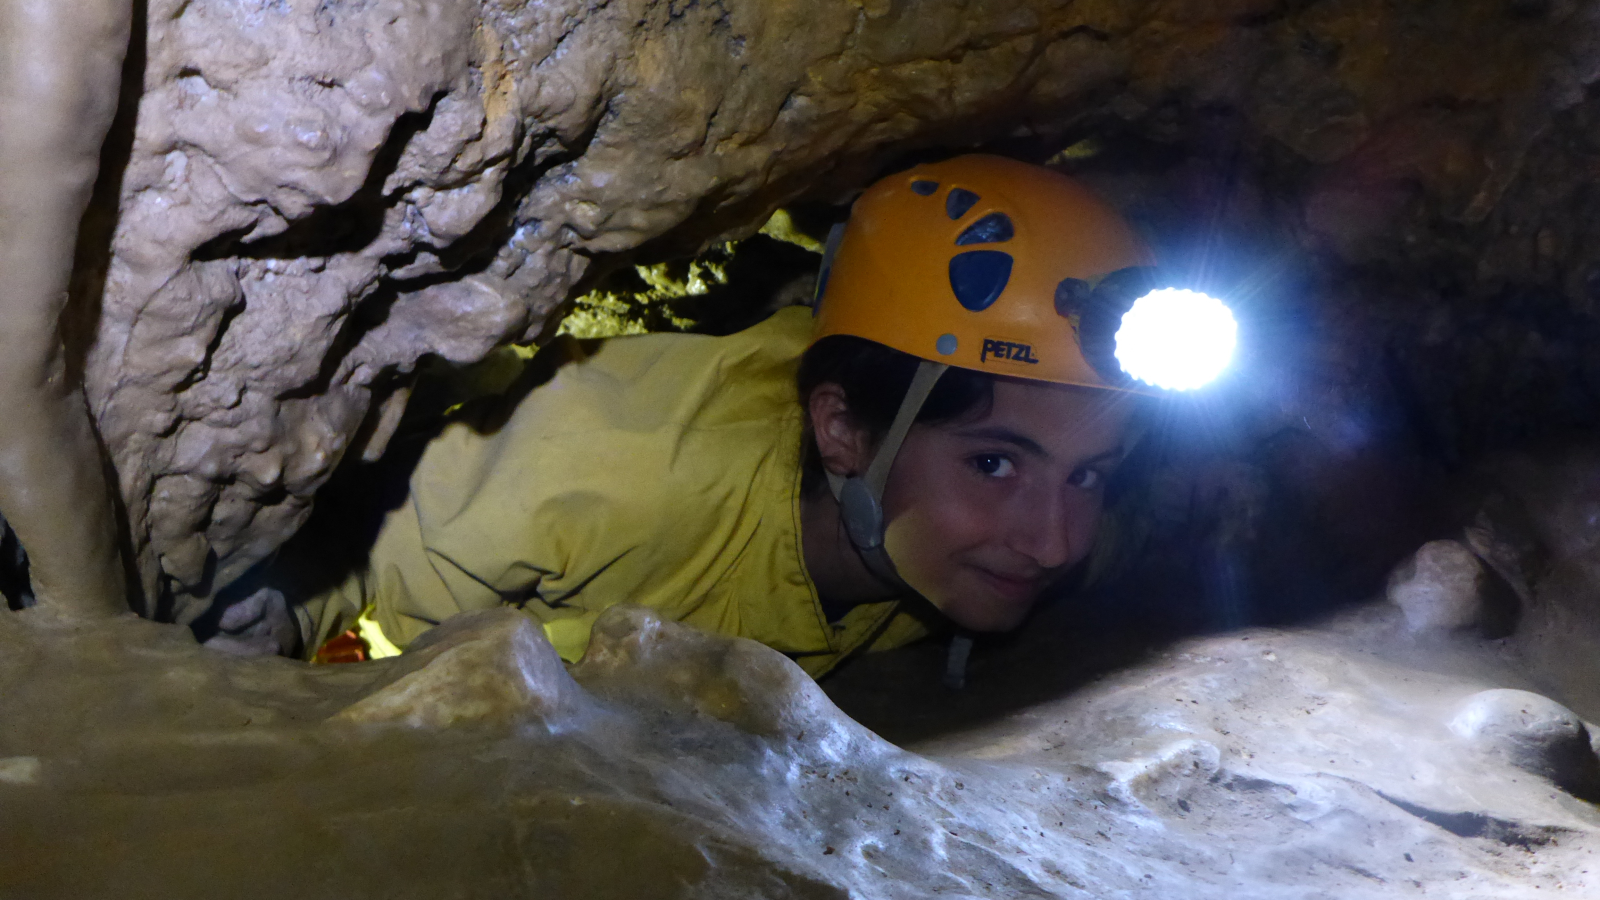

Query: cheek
<box><xmin>1061</xmin><ymin>494</ymin><xmax>1106</xmax><ymax>564</ymax></box>
<box><xmin>882</xmin><ymin>511</ymin><xmax>958</xmax><ymax>611</ymax></box>
<box><xmin>881</xmin><ymin>478</ymin><xmax>1002</xmax><ymax>603</ymax></box>
<box><xmin>883</xmin><ymin>492</ymin><xmax>985</xmax><ymax>565</ymax></box>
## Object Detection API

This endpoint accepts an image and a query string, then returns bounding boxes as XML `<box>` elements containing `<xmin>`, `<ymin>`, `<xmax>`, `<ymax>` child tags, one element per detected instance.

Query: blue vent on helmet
<box><xmin>949</xmin><ymin>250</ymin><xmax>1013</xmax><ymax>311</ymax></box>
<box><xmin>955</xmin><ymin>212</ymin><xmax>1014</xmax><ymax>246</ymax></box>
<box><xmin>911</xmin><ymin>179</ymin><xmax>939</xmax><ymax>196</ymax></box>
<box><xmin>946</xmin><ymin>188</ymin><xmax>980</xmax><ymax>220</ymax></box>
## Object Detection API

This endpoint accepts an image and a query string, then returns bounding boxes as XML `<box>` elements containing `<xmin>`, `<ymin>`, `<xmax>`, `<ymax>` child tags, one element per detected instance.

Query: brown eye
<box><xmin>971</xmin><ymin>454</ymin><xmax>1016</xmax><ymax>478</ymax></box>
<box><xmin>1068</xmin><ymin>467</ymin><xmax>1104</xmax><ymax>490</ymax></box>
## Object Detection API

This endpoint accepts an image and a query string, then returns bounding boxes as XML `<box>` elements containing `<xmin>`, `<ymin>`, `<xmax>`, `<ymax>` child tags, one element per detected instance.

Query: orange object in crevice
<box><xmin>313</xmin><ymin>627</ymin><xmax>370</xmax><ymax>664</ymax></box>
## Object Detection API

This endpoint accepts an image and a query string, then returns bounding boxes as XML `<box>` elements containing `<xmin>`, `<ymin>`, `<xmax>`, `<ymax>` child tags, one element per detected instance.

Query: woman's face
<box><xmin>880</xmin><ymin>379</ymin><xmax>1134</xmax><ymax>632</ymax></box>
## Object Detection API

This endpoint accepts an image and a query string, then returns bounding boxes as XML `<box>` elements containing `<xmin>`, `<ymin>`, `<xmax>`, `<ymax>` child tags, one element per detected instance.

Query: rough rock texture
<box><xmin>1450</xmin><ymin>689</ymin><xmax>1600</xmax><ymax>800</ymax></box>
<box><xmin>333</xmin><ymin>607</ymin><xmax>581</xmax><ymax>727</ymax></box>
<box><xmin>3</xmin><ymin>603</ymin><xmax>1598</xmax><ymax>898</ymax></box>
<box><xmin>84</xmin><ymin>0</ymin><xmax>1600</xmax><ymax>615</ymax></box>
<box><xmin>1455</xmin><ymin>445</ymin><xmax>1600</xmax><ymax>736</ymax></box>
<box><xmin>1387</xmin><ymin>539</ymin><xmax>1493</xmax><ymax>633</ymax></box>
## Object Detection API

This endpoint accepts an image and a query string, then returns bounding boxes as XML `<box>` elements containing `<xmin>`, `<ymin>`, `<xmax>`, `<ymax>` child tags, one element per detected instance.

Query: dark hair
<box><xmin>796</xmin><ymin>335</ymin><xmax>997</xmax><ymax>495</ymax></box>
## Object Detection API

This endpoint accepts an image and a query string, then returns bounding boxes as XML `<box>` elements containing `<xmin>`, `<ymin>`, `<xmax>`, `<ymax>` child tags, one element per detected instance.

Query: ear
<box><xmin>807</xmin><ymin>382</ymin><xmax>874</xmax><ymax>478</ymax></box>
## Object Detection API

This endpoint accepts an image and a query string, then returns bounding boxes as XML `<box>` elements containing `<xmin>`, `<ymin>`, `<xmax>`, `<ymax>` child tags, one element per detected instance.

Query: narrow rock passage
<box><xmin>6</xmin><ymin>2</ymin><xmax>1600</xmax><ymax>896</ymax></box>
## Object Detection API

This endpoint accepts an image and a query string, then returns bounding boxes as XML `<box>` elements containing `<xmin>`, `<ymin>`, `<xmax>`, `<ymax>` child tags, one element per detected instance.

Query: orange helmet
<box><xmin>807</xmin><ymin>155</ymin><xmax>1237</xmax><ymax>621</ymax></box>
<box><xmin>813</xmin><ymin>154</ymin><xmax>1158</xmax><ymax>391</ymax></box>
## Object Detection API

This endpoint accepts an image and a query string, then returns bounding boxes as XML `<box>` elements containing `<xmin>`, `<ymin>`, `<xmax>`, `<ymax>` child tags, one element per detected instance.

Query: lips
<box><xmin>968</xmin><ymin>564</ymin><xmax>1042</xmax><ymax>603</ymax></box>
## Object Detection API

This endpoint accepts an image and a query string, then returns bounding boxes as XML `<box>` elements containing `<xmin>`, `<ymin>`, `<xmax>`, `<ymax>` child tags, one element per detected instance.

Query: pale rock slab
<box><xmin>1</xmin><ymin>602</ymin><xmax>1599</xmax><ymax>896</ymax></box>
<box><xmin>1388</xmin><ymin>539</ymin><xmax>1492</xmax><ymax>633</ymax></box>
<box><xmin>1450</xmin><ymin>688</ymin><xmax>1600</xmax><ymax>800</ymax></box>
<box><xmin>1098</xmin><ymin>737</ymin><xmax>1223</xmax><ymax>812</ymax></box>
<box><xmin>333</xmin><ymin>608</ymin><xmax>584</xmax><ymax>728</ymax></box>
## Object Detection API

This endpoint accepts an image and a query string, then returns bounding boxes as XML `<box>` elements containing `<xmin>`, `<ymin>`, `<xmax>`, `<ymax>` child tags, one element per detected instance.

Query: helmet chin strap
<box><xmin>825</xmin><ymin>359</ymin><xmax>949</xmax><ymax>589</ymax></box>
<box><xmin>823</xmin><ymin>361</ymin><xmax>974</xmax><ymax>691</ymax></box>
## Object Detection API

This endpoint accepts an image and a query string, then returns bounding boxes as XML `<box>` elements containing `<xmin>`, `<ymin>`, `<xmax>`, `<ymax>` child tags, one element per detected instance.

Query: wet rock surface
<box><xmin>2</xmin><ymin>601</ymin><xmax>1598</xmax><ymax>898</ymax></box>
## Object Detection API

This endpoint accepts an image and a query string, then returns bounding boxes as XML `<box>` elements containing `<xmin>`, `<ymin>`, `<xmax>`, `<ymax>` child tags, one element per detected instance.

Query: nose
<box><xmin>1008</xmin><ymin>487</ymin><xmax>1084</xmax><ymax>571</ymax></box>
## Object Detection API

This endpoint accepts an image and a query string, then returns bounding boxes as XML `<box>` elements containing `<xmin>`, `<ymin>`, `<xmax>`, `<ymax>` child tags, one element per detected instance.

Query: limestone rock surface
<box><xmin>332</xmin><ymin>608</ymin><xmax>583</xmax><ymax>728</ymax></box>
<box><xmin>1450</xmin><ymin>688</ymin><xmax>1600</xmax><ymax>800</ymax></box>
<box><xmin>1388</xmin><ymin>539</ymin><xmax>1493</xmax><ymax>633</ymax></box>
<box><xmin>3</xmin><ymin>602</ymin><xmax>1599</xmax><ymax>897</ymax></box>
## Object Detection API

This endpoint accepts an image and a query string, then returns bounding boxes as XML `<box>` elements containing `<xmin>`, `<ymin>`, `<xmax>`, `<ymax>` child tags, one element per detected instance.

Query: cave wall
<box><xmin>85</xmin><ymin>0</ymin><xmax>1600</xmax><ymax>614</ymax></box>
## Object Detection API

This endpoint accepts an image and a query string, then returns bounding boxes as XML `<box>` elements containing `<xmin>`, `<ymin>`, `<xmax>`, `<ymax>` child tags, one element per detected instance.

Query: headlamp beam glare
<box><xmin>1113</xmin><ymin>288</ymin><xmax>1237</xmax><ymax>391</ymax></box>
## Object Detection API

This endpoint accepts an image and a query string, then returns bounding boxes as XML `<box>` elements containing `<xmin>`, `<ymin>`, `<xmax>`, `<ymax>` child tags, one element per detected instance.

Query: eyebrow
<box><xmin>952</xmin><ymin>426</ymin><xmax>1125</xmax><ymax>466</ymax></box>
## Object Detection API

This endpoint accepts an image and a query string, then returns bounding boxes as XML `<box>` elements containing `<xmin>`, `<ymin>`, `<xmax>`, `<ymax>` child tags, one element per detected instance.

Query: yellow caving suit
<box><xmin>297</xmin><ymin>307</ymin><xmax>932</xmax><ymax>677</ymax></box>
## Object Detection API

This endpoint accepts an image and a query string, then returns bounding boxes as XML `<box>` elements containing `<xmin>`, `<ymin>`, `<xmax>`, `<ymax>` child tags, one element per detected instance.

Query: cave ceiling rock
<box><xmin>81</xmin><ymin>0</ymin><xmax>1600</xmax><ymax>615</ymax></box>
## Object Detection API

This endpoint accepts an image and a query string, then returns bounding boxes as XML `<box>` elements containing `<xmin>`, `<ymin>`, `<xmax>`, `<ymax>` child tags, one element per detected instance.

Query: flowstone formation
<box><xmin>60</xmin><ymin>0</ymin><xmax>1600</xmax><ymax>617</ymax></box>
<box><xmin>3</xmin><ymin>601</ymin><xmax>1598</xmax><ymax>898</ymax></box>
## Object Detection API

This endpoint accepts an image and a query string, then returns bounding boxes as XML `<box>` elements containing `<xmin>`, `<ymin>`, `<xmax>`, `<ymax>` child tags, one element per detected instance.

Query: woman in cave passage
<box><xmin>260</xmin><ymin>155</ymin><xmax>1235</xmax><ymax>677</ymax></box>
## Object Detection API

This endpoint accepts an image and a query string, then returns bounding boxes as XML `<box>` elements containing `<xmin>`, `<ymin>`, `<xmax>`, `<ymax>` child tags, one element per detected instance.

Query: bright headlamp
<box><xmin>1057</xmin><ymin>267</ymin><xmax>1237</xmax><ymax>392</ymax></box>
<box><xmin>1114</xmin><ymin>288</ymin><xmax>1237</xmax><ymax>391</ymax></box>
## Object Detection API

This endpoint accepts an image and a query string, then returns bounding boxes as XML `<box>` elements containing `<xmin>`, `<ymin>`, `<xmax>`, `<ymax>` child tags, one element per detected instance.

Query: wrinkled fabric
<box><xmin>299</xmin><ymin>308</ymin><xmax>931</xmax><ymax>676</ymax></box>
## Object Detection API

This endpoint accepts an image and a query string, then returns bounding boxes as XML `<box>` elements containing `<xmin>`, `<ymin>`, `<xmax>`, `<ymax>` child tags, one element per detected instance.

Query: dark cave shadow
<box><xmin>65</xmin><ymin>0</ymin><xmax>146</xmax><ymax>384</ymax></box>
<box><xmin>0</xmin><ymin>517</ymin><xmax>31</xmax><ymax>611</ymax></box>
<box><xmin>820</xmin><ymin>557</ymin><xmax>1377</xmax><ymax>749</ymax></box>
<box><xmin>821</xmin><ymin>448</ymin><xmax>1430</xmax><ymax>748</ymax></box>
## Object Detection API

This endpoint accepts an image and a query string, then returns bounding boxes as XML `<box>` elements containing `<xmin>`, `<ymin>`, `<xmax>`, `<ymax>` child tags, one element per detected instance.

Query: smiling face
<box><xmin>878</xmin><ymin>378</ymin><xmax>1135</xmax><ymax>631</ymax></box>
